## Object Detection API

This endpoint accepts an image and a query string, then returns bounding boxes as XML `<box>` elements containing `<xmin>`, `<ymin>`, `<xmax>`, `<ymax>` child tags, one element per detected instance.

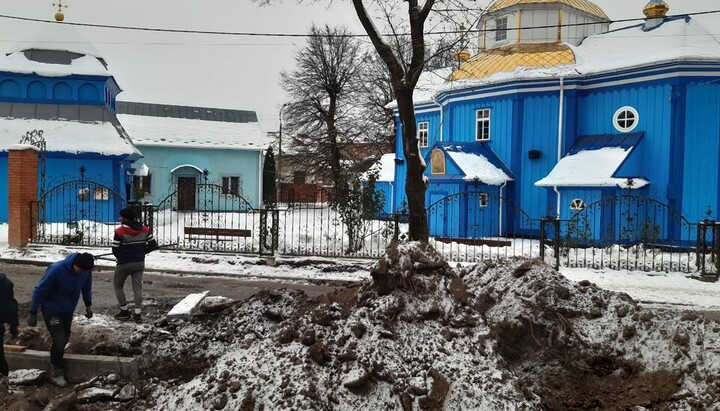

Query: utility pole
<box><xmin>277</xmin><ymin>103</ymin><xmax>287</xmax><ymax>203</ymax></box>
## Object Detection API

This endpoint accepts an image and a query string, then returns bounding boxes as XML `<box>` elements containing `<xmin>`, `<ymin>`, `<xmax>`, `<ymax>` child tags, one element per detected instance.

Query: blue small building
<box><xmin>387</xmin><ymin>0</ymin><xmax>720</xmax><ymax>244</ymax></box>
<box><xmin>117</xmin><ymin>102</ymin><xmax>272</xmax><ymax>210</ymax></box>
<box><xmin>0</xmin><ymin>46</ymin><xmax>141</xmax><ymax>223</ymax></box>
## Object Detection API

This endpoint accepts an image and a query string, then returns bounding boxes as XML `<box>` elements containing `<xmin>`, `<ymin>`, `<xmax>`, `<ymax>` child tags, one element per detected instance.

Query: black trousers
<box><xmin>0</xmin><ymin>326</ymin><xmax>7</xmax><ymax>376</ymax></box>
<box><xmin>41</xmin><ymin>308</ymin><xmax>73</xmax><ymax>369</ymax></box>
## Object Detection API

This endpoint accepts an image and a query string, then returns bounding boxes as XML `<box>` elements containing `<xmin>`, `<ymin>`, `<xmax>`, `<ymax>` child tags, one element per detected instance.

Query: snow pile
<box><xmin>144</xmin><ymin>245</ymin><xmax>720</xmax><ymax>410</ymax></box>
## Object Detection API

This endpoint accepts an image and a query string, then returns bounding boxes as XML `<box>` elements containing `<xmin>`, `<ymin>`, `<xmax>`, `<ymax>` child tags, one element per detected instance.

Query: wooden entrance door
<box><xmin>177</xmin><ymin>177</ymin><xmax>197</xmax><ymax>211</ymax></box>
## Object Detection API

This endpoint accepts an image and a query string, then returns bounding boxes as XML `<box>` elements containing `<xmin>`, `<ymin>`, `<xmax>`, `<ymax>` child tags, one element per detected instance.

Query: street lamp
<box><xmin>277</xmin><ymin>103</ymin><xmax>288</xmax><ymax>203</ymax></box>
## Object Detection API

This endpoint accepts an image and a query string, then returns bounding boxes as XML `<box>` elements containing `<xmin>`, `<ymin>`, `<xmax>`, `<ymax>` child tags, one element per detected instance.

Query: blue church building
<box><xmin>0</xmin><ymin>34</ymin><xmax>141</xmax><ymax>223</ymax></box>
<box><xmin>383</xmin><ymin>0</ymin><xmax>720</xmax><ymax>243</ymax></box>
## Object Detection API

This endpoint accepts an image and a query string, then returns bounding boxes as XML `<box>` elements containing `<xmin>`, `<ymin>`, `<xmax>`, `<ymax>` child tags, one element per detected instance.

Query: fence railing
<box><xmin>30</xmin><ymin>187</ymin><xmax>720</xmax><ymax>278</ymax></box>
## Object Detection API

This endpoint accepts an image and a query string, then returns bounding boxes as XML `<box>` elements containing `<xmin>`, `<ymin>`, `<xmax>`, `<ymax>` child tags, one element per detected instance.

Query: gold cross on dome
<box><xmin>52</xmin><ymin>0</ymin><xmax>68</xmax><ymax>22</ymax></box>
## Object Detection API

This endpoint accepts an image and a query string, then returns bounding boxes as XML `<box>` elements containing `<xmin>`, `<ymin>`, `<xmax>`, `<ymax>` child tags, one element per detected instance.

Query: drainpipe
<box><xmin>430</xmin><ymin>95</ymin><xmax>443</xmax><ymax>142</ymax></box>
<box><xmin>555</xmin><ymin>76</ymin><xmax>565</xmax><ymax>217</ymax></box>
<box><xmin>499</xmin><ymin>181</ymin><xmax>507</xmax><ymax>236</ymax></box>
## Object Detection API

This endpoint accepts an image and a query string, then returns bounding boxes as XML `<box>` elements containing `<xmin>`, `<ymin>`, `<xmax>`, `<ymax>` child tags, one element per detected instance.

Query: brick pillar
<box><xmin>8</xmin><ymin>146</ymin><xmax>39</xmax><ymax>249</ymax></box>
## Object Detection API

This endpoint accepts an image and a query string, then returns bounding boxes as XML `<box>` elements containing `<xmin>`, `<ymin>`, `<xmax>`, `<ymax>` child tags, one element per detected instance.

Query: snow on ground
<box><xmin>0</xmin><ymin>223</ymin><xmax>718</xmax><ymax>311</ymax></box>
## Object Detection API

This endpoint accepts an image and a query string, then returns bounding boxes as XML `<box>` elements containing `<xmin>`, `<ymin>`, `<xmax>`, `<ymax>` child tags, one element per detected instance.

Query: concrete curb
<box><xmin>0</xmin><ymin>257</ymin><xmax>363</xmax><ymax>286</ymax></box>
<box><xmin>6</xmin><ymin>349</ymin><xmax>138</xmax><ymax>383</ymax></box>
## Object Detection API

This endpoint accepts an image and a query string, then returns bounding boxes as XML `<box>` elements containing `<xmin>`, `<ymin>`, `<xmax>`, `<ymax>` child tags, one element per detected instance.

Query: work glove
<box><xmin>27</xmin><ymin>312</ymin><xmax>37</xmax><ymax>327</ymax></box>
<box><xmin>85</xmin><ymin>306</ymin><xmax>93</xmax><ymax>319</ymax></box>
<box><xmin>10</xmin><ymin>324</ymin><xmax>19</xmax><ymax>337</ymax></box>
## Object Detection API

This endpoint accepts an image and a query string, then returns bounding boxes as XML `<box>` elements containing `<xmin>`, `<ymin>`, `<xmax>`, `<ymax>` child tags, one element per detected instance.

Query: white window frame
<box><xmin>613</xmin><ymin>106</ymin><xmax>639</xmax><ymax>133</ymax></box>
<box><xmin>475</xmin><ymin>109</ymin><xmax>491</xmax><ymax>141</ymax></box>
<box><xmin>221</xmin><ymin>175</ymin><xmax>242</xmax><ymax>196</ymax></box>
<box><xmin>495</xmin><ymin>17</ymin><xmax>508</xmax><ymax>41</ymax></box>
<box><xmin>417</xmin><ymin>122</ymin><xmax>429</xmax><ymax>148</ymax></box>
<box><xmin>479</xmin><ymin>192</ymin><xmax>489</xmax><ymax>208</ymax></box>
<box><xmin>570</xmin><ymin>199</ymin><xmax>586</xmax><ymax>211</ymax></box>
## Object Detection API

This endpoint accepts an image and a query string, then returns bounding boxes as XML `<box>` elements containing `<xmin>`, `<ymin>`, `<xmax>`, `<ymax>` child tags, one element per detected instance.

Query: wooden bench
<box><xmin>184</xmin><ymin>227</ymin><xmax>251</xmax><ymax>241</ymax></box>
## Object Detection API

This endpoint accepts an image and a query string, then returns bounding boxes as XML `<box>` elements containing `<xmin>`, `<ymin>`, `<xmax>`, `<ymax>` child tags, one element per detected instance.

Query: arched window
<box><xmin>53</xmin><ymin>82</ymin><xmax>72</xmax><ymax>100</ymax></box>
<box><xmin>0</xmin><ymin>80</ymin><xmax>21</xmax><ymax>98</ymax></box>
<box><xmin>78</xmin><ymin>83</ymin><xmax>99</xmax><ymax>102</ymax></box>
<box><xmin>570</xmin><ymin>199</ymin><xmax>586</xmax><ymax>211</ymax></box>
<box><xmin>613</xmin><ymin>106</ymin><xmax>639</xmax><ymax>133</ymax></box>
<box><xmin>27</xmin><ymin>81</ymin><xmax>47</xmax><ymax>100</ymax></box>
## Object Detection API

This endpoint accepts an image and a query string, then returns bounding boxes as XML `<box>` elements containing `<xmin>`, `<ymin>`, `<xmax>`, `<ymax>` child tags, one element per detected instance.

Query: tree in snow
<box><xmin>265</xmin><ymin>0</ymin><xmax>481</xmax><ymax>243</ymax></box>
<box><xmin>262</xmin><ymin>146</ymin><xmax>277</xmax><ymax>207</ymax></box>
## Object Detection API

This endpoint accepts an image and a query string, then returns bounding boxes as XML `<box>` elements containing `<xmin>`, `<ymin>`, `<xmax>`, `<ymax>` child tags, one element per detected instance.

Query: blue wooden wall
<box><xmin>0</xmin><ymin>73</ymin><xmax>120</xmax><ymax>110</ymax></box>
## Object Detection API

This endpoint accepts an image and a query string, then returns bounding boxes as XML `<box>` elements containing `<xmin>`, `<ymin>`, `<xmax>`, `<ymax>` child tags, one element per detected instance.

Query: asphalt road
<box><xmin>0</xmin><ymin>261</ymin><xmax>340</xmax><ymax>319</ymax></box>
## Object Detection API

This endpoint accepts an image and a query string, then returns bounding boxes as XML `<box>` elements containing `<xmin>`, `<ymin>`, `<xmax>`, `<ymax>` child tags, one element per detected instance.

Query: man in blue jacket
<box><xmin>28</xmin><ymin>252</ymin><xmax>94</xmax><ymax>387</ymax></box>
<box><xmin>0</xmin><ymin>272</ymin><xmax>20</xmax><ymax>377</ymax></box>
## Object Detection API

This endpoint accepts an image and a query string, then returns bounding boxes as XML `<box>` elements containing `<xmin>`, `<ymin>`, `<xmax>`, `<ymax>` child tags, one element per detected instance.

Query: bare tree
<box><xmin>281</xmin><ymin>24</ymin><xmax>364</xmax><ymax>184</ymax></box>
<box><xmin>265</xmin><ymin>0</ymin><xmax>482</xmax><ymax>243</ymax></box>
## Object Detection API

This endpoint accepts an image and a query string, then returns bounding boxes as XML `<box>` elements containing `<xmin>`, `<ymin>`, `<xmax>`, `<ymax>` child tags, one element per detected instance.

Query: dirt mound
<box><xmin>9</xmin><ymin>242</ymin><xmax>718</xmax><ymax>410</ymax></box>
<box><xmin>146</xmin><ymin>243</ymin><xmax>720</xmax><ymax>410</ymax></box>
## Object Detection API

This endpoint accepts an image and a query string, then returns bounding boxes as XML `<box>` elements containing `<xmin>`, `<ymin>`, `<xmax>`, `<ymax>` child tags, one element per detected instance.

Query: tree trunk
<box><xmin>396</xmin><ymin>88</ymin><xmax>429</xmax><ymax>242</ymax></box>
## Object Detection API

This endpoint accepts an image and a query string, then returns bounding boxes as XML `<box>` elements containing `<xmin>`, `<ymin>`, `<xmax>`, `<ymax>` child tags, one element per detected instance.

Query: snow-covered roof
<box><xmin>535</xmin><ymin>147</ymin><xmax>648</xmax><ymax>188</ymax></box>
<box><xmin>386</xmin><ymin>67</ymin><xmax>454</xmax><ymax>108</ymax></box>
<box><xmin>571</xmin><ymin>16</ymin><xmax>720</xmax><ymax>75</ymax></box>
<box><xmin>447</xmin><ymin>151</ymin><xmax>513</xmax><ymax>185</ymax></box>
<box><xmin>436</xmin><ymin>143</ymin><xmax>514</xmax><ymax>185</ymax></box>
<box><xmin>364</xmin><ymin>153</ymin><xmax>395</xmax><ymax>182</ymax></box>
<box><xmin>117</xmin><ymin>114</ymin><xmax>271</xmax><ymax>151</ymax></box>
<box><xmin>0</xmin><ymin>50</ymin><xmax>110</xmax><ymax>78</ymax></box>
<box><xmin>437</xmin><ymin>16</ymin><xmax>720</xmax><ymax>95</ymax></box>
<box><xmin>0</xmin><ymin>116</ymin><xmax>139</xmax><ymax>156</ymax></box>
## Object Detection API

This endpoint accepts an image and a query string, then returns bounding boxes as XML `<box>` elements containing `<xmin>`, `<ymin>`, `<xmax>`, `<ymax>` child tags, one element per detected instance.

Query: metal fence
<box><xmin>30</xmin><ymin>185</ymin><xmax>720</xmax><ymax>278</ymax></box>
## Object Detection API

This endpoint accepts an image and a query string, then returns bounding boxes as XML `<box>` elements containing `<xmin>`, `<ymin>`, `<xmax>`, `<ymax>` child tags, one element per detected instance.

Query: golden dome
<box><xmin>54</xmin><ymin>12</ymin><xmax>65</xmax><ymax>22</ymax></box>
<box><xmin>643</xmin><ymin>1</ymin><xmax>669</xmax><ymax>18</ymax></box>
<box><xmin>450</xmin><ymin>43</ymin><xmax>575</xmax><ymax>81</ymax></box>
<box><xmin>488</xmin><ymin>0</ymin><xmax>608</xmax><ymax>20</ymax></box>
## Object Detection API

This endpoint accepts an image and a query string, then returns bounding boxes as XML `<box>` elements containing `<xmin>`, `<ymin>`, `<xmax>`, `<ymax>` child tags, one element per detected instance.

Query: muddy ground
<box><xmin>2</xmin><ymin>253</ymin><xmax>720</xmax><ymax>410</ymax></box>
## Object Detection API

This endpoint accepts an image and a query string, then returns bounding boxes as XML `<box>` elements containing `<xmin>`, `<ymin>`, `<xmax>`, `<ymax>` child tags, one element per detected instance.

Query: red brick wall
<box><xmin>8</xmin><ymin>148</ymin><xmax>38</xmax><ymax>248</ymax></box>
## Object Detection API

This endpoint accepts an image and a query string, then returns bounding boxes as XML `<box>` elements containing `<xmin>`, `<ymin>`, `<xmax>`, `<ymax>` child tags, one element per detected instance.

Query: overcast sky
<box><xmin>0</xmin><ymin>0</ymin><xmax>718</xmax><ymax>133</ymax></box>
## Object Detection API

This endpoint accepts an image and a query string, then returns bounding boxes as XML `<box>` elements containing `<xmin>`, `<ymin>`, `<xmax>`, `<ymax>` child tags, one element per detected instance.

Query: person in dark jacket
<box><xmin>112</xmin><ymin>208</ymin><xmax>158</xmax><ymax>323</ymax></box>
<box><xmin>28</xmin><ymin>253</ymin><xmax>94</xmax><ymax>387</ymax></box>
<box><xmin>0</xmin><ymin>273</ymin><xmax>20</xmax><ymax>377</ymax></box>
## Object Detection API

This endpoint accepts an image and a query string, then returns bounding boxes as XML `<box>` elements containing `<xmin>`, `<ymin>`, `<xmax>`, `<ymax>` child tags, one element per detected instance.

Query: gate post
<box><xmin>698</xmin><ymin>221</ymin><xmax>707</xmax><ymax>276</ymax></box>
<box><xmin>7</xmin><ymin>146</ymin><xmax>39</xmax><ymax>248</ymax></box>
<box><xmin>553</xmin><ymin>218</ymin><xmax>561</xmax><ymax>271</ymax></box>
<box><xmin>539</xmin><ymin>218</ymin><xmax>546</xmax><ymax>260</ymax></box>
<box><xmin>259</xmin><ymin>208</ymin><xmax>269</xmax><ymax>255</ymax></box>
<box><xmin>271</xmin><ymin>209</ymin><xmax>279</xmax><ymax>253</ymax></box>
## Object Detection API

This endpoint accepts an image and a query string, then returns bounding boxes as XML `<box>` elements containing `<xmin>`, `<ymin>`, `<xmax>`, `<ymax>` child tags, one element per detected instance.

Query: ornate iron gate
<box><xmin>425</xmin><ymin>191</ymin><xmax>541</xmax><ymax>263</ymax></box>
<box><xmin>550</xmin><ymin>195</ymin><xmax>701</xmax><ymax>272</ymax></box>
<box><xmin>34</xmin><ymin>180</ymin><xmax>127</xmax><ymax>246</ymax></box>
<box><xmin>151</xmin><ymin>183</ymin><xmax>265</xmax><ymax>253</ymax></box>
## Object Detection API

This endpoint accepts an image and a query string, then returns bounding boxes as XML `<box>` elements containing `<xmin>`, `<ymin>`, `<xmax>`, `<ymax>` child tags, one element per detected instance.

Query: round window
<box><xmin>613</xmin><ymin>106</ymin><xmax>639</xmax><ymax>133</ymax></box>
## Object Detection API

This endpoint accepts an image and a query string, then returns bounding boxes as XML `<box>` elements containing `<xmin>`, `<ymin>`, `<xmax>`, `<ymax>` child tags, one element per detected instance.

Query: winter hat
<box><xmin>119</xmin><ymin>208</ymin><xmax>136</xmax><ymax>220</ymax></box>
<box><xmin>74</xmin><ymin>253</ymin><xmax>95</xmax><ymax>271</ymax></box>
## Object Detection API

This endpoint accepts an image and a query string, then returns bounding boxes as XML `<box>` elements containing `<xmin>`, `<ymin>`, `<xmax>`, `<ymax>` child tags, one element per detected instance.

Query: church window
<box><xmin>570</xmin><ymin>199</ymin><xmax>586</xmax><ymax>211</ymax></box>
<box><xmin>613</xmin><ymin>106</ymin><xmax>639</xmax><ymax>133</ymax></box>
<box><xmin>476</xmin><ymin>109</ymin><xmax>491</xmax><ymax>141</ymax></box>
<box><xmin>479</xmin><ymin>193</ymin><xmax>489</xmax><ymax>207</ymax></box>
<box><xmin>495</xmin><ymin>17</ymin><xmax>508</xmax><ymax>41</ymax></box>
<box><xmin>417</xmin><ymin>122</ymin><xmax>429</xmax><ymax>147</ymax></box>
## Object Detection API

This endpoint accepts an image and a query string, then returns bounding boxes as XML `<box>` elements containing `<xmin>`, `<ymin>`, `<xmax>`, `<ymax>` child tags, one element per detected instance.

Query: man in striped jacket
<box><xmin>112</xmin><ymin>208</ymin><xmax>158</xmax><ymax>323</ymax></box>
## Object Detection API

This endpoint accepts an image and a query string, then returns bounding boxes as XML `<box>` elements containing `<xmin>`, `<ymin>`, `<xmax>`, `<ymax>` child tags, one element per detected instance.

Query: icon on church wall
<box><xmin>430</xmin><ymin>149</ymin><xmax>445</xmax><ymax>175</ymax></box>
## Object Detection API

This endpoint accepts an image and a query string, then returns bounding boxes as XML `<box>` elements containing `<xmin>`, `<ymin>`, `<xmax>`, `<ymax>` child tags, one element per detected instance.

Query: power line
<box><xmin>0</xmin><ymin>10</ymin><xmax>720</xmax><ymax>38</ymax></box>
